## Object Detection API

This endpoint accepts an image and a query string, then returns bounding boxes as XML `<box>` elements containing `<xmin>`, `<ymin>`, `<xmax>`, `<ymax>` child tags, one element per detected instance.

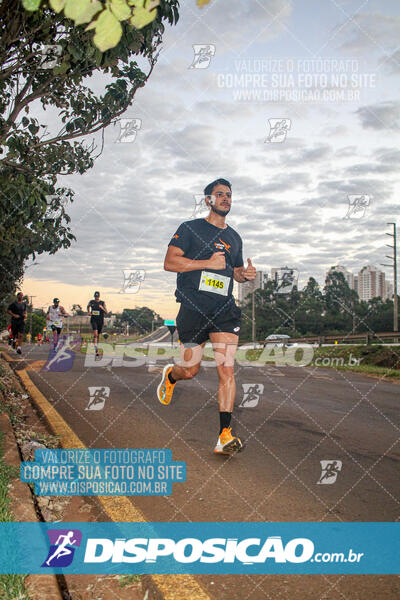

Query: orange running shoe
<box><xmin>157</xmin><ymin>364</ymin><xmax>176</xmax><ymax>406</ymax></box>
<box><xmin>214</xmin><ymin>427</ymin><xmax>244</xmax><ymax>455</ymax></box>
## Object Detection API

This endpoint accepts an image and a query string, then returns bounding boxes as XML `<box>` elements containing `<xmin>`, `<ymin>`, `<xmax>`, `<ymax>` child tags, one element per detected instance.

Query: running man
<box><xmin>158</xmin><ymin>178</ymin><xmax>256</xmax><ymax>455</ymax></box>
<box><xmin>46</xmin><ymin>298</ymin><xmax>69</xmax><ymax>350</ymax></box>
<box><xmin>45</xmin><ymin>531</ymin><xmax>77</xmax><ymax>566</ymax></box>
<box><xmin>87</xmin><ymin>291</ymin><xmax>107</xmax><ymax>357</ymax></box>
<box><xmin>6</xmin><ymin>292</ymin><xmax>27</xmax><ymax>355</ymax></box>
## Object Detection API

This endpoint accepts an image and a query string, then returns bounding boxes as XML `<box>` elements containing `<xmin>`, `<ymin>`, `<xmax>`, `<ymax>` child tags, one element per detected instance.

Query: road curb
<box><xmin>12</xmin><ymin>362</ymin><xmax>212</xmax><ymax>600</ymax></box>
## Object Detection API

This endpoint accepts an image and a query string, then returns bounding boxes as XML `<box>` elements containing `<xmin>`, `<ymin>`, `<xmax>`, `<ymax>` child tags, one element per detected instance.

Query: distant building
<box><xmin>354</xmin><ymin>275</ymin><xmax>358</xmax><ymax>296</ymax></box>
<box><xmin>238</xmin><ymin>271</ymin><xmax>268</xmax><ymax>304</ymax></box>
<box><xmin>271</xmin><ymin>268</ymin><xmax>280</xmax><ymax>285</ymax></box>
<box><xmin>327</xmin><ymin>265</ymin><xmax>354</xmax><ymax>289</ymax></box>
<box><xmin>384</xmin><ymin>280</ymin><xmax>393</xmax><ymax>300</ymax></box>
<box><xmin>357</xmin><ymin>265</ymin><xmax>386</xmax><ymax>301</ymax></box>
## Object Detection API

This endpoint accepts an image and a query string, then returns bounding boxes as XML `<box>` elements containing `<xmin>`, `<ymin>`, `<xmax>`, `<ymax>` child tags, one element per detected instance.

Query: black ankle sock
<box><xmin>168</xmin><ymin>371</ymin><xmax>176</xmax><ymax>384</ymax></box>
<box><xmin>219</xmin><ymin>412</ymin><xmax>232</xmax><ymax>434</ymax></box>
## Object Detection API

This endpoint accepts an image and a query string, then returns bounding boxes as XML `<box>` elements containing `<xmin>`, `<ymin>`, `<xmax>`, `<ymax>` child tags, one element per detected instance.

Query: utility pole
<box><xmin>252</xmin><ymin>288</ymin><xmax>256</xmax><ymax>345</ymax></box>
<box><xmin>381</xmin><ymin>222</ymin><xmax>398</xmax><ymax>332</ymax></box>
<box><xmin>28</xmin><ymin>295</ymin><xmax>36</xmax><ymax>341</ymax></box>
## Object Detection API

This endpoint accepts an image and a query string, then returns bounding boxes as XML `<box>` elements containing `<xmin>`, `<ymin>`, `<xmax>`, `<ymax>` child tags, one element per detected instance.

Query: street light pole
<box><xmin>381</xmin><ymin>222</ymin><xmax>398</xmax><ymax>332</ymax></box>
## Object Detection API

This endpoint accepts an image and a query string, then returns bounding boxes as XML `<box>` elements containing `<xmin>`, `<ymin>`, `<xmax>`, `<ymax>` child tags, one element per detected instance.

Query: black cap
<box><xmin>94</xmin><ymin>291</ymin><xmax>100</xmax><ymax>297</ymax></box>
<box><xmin>53</xmin><ymin>298</ymin><xmax>59</xmax><ymax>303</ymax></box>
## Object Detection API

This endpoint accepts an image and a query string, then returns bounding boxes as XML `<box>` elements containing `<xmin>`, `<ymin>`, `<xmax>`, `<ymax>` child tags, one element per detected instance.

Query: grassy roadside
<box><xmin>236</xmin><ymin>344</ymin><xmax>400</xmax><ymax>379</ymax></box>
<box><xmin>0</xmin><ymin>360</ymin><xmax>62</xmax><ymax>600</ymax></box>
<box><xmin>309</xmin><ymin>345</ymin><xmax>400</xmax><ymax>378</ymax></box>
<box><xmin>0</xmin><ymin>430</ymin><xmax>31</xmax><ymax>600</ymax></box>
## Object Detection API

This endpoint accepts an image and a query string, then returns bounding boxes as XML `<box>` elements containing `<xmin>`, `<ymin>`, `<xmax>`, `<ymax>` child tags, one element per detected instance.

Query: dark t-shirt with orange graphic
<box><xmin>168</xmin><ymin>218</ymin><xmax>243</xmax><ymax>315</ymax></box>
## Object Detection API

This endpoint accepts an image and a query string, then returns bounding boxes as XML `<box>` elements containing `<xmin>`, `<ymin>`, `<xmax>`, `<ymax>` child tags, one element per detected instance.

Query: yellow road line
<box><xmin>15</xmin><ymin>367</ymin><xmax>212</xmax><ymax>600</ymax></box>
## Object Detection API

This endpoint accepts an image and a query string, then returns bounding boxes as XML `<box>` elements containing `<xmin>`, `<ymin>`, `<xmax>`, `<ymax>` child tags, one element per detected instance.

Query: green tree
<box><xmin>0</xmin><ymin>0</ymin><xmax>179</xmax><ymax>309</ymax></box>
<box><xmin>119</xmin><ymin>306</ymin><xmax>161</xmax><ymax>334</ymax></box>
<box><xmin>297</xmin><ymin>277</ymin><xmax>325</xmax><ymax>335</ymax></box>
<box><xmin>72</xmin><ymin>303</ymin><xmax>85</xmax><ymax>315</ymax></box>
<box><xmin>30</xmin><ymin>312</ymin><xmax>47</xmax><ymax>338</ymax></box>
<box><xmin>323</xmin><ymin>270</ymin><xmax>358</xmax><ymax>333</ymax></box>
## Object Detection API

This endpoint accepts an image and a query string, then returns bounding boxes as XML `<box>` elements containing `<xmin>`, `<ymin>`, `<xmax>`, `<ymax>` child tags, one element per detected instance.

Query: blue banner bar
<box><xmin>0</xmin><ymin>522</ymin><xmax>398</xmax><ymax>574</ymax></box>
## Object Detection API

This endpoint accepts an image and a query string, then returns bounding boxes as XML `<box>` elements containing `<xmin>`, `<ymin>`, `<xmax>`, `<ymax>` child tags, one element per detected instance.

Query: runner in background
<box><xmin>46</xmin><ymin>298</ymin><xmax>70</xmax><ymax>350</ymax></box>
<box><xmin>87</xmin><ymin>291</ymin><xmax>107</xmax><ymax>358</ymax></box>
<box><xmin>6</xmin><ymin>292</ymin><xmax>27</xmax><ymax>355</ymax></box>
<box><xmin>7</xmin><ymin>324</ymin><xmax>14</xmax><ymax>348</ymax></box>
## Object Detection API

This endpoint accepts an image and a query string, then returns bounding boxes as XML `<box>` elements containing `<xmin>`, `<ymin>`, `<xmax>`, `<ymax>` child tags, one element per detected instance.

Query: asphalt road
<box><xmin>8</xmin><ymin>339</ymin><xmax>400</xmax><ymax>600</ymax></box>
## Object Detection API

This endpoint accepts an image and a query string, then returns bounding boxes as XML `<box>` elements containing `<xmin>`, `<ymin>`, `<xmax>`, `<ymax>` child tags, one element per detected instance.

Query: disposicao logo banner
<box><xmin>0</xmin><ymin>522</ymin><xmax>398</xmax><ymax>574</ymax></box>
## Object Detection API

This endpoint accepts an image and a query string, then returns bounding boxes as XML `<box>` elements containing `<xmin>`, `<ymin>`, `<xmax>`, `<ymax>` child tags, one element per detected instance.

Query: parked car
<box><xmin>264</xmin><ymin>334</ymin><xmax>296</xmax><ymax>348</ymax></box>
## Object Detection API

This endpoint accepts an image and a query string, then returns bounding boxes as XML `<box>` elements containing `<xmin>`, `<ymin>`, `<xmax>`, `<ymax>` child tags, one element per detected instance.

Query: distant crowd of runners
<box><xmin>6</xmin><ymin>291</ymin><xmax>107</xmax><ymax>358</ymax></box>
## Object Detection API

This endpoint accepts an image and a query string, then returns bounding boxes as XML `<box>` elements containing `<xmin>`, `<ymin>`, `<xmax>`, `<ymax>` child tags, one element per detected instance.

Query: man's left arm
<box><xmin>60</xmin><ymin>306</ymin><xmax>70</xmax><ymax>317</ymax></box>
<box><xmin>234</xmin><ymin>259</ymin><xmax>257</xmax><ymax>283</ymax></box>
<box><xmin>233</xmin><ymin>237</ymin><xmax>256</xmax><ymax>282</ymax></box>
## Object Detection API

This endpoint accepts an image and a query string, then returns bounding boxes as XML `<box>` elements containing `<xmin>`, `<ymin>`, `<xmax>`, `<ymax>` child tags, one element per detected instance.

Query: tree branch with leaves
<box><xmin>0</xmin><ymin>0</ymin><xmax>179</xmax><ymax>309</ymax></box>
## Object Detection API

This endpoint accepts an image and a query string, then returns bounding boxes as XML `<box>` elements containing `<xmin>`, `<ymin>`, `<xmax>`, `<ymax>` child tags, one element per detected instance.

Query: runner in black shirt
<box><xmin>87</xmin><ymin>291</ymin><xmax>107</xmax><ymax>358</ymax></box>
<box><xmin>157</xmin><ymin>178</ymin><xmax>256</xmax><ymax>455</ymax></box>
<box><xmin>7</xmin><ymin>292</ymin><xmax>27</xmax><ymax>355</ymax></box>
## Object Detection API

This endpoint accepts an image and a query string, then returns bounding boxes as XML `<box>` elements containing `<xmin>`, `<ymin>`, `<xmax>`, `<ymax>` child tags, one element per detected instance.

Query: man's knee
<box><xmin>217</xmin><ymin>365</ymin><xmax>235</xmax><ymax>381</ymax></box>
<box><xmin>181</xmin><ymin>363</ymin><xmax>201</xmax><ymax>379</ymax></box>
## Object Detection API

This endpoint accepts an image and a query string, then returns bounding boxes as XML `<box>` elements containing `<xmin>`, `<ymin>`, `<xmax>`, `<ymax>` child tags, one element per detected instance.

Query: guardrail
<box><xmin>259</xmin><ymin>332</ymin><xmax>400</xmax><ymax>346</ymax></box>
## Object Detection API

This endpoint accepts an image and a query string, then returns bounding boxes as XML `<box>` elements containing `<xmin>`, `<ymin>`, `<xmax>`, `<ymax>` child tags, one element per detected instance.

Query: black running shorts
<box><xmin>11</xmin><ymin>320</ymin><xmax>25</xmax><ymax>336</ymax></box>
<box><xmin>176</xmin><ymin>303</ymin><xmax>241</xmax><ymax>347</ymax></box>
<box><xmin>90</xmin><ymin>318</ymin><xmax>103</xmax><ymax>334</ymax></box>
<box><xmin>51</xmin><ymin>325</ymin><xmax>62</xmax><ymax>334</ymax></box>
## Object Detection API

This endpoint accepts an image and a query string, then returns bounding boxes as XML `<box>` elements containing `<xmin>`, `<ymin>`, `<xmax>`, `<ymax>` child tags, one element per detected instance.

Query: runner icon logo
<box><xmin>265</xmin><ymin>118</ymin><xmax>291</xmax><ymax>143</ymax></box>
<box><xmin>39</xmin><ymin>44</ymin><xmax>62</xmax><ymax>69</ymax></box>
<box><xmin>239</xmin><ymin>383</ymin><xmax>264</xmax><ymax>408</ymax></box>
<box><xmin>86</xmin><ymin>387</ymin><xmax>110</xmax><ymax>411</ymax></box>
<box><xmin>344</xmin><ymin>195</ymin><xmax>370</xmax><ymax>220</ymax></box>
<box><xmin>191</xmin><ymin>194</ymin><xmax>208</xmax><ymax>218</ymax></box>
<box><xmin>42</xmin><ymin>335</ymin><xmax>81</xmax><ymax>372</ymax></box>
<box><xmin>120</xmin><ymin>269</ymin><xmax>146</xmax><ymax>294</ymax></box>
<box><xmin>188</xmin><ymin>44</ymin><xmax>216</xmax><ymax>69</ymax></box>
<box><xmin>42</xmin><ymin>529</ymin><xmax>82</xmax><ymax>568</ymax></box>
<box><xmin>115</xmin><ymin>118</ymin><xmax>142</xmax><ymax>143</ymax></box>
<box><xmin>317</xmin><ymin>460</ymin><xmax>342</xmax><ymax>485</ymax></box>
<box><xmin>275</xmin><ymin>267</ymin><xmax>298</xmax><ymax>295</ymax></box>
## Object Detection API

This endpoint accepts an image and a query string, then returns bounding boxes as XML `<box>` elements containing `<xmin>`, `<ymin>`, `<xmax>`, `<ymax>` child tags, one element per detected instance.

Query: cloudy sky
<box><xmin>24</xmin><ymin>0</ymin><xmax>400</xmax><ymax>318</ymax></box>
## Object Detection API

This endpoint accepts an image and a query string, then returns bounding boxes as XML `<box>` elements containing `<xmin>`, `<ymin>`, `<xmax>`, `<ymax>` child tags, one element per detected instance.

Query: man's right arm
<box><xmin>164</xmin><ymin>246</ymin><xmax>226</xmax><ymax>273</ymax></box>
<box><xmin>6</xmin><ymin>305</ymin><xmax>17</xmax><ymax>319</ymax></box>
